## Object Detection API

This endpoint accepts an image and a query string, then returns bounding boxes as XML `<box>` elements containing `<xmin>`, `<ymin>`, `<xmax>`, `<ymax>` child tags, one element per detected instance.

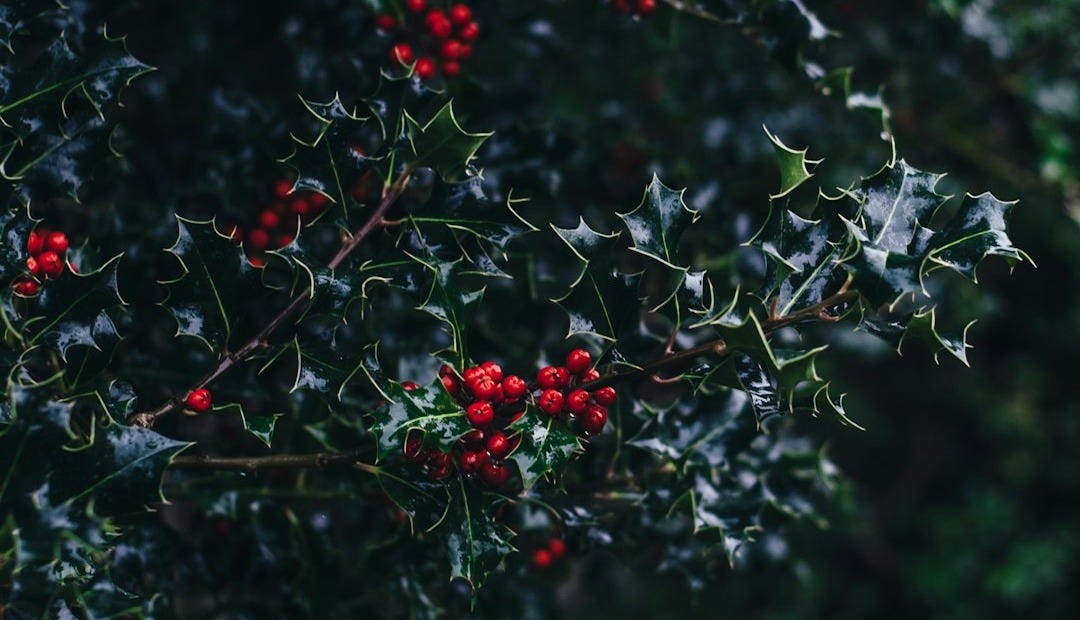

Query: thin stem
<box><xmin>170</xmin><ymin>450</ymin><xmax>364</xmax><ymax>474</ymax></box>
<box><xmin>129</xmin><ymin>171</ymin><xmax>413</xmax><ymax>428</ymax></box>
<box><xmin>578</xmin><ymin>282</ymin><xmax>858</xmax><ymax>392</ymax></box>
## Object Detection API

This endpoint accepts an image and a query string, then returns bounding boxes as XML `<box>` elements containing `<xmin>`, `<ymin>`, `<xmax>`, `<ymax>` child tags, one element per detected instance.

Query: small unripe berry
<box><xmin>12</xmin><ymin>278</ymin><xmax>38</xmax><ymax>297</ymax></box>
<box><xmin>565</xmin><ymin>389</ymin><xmax>590</xmax><ymax>415</ymax></box>
<box><xmin>538</xmin><ymin>389</ymin><xmax>564</xmax><ymax>416</ymax></box>
<box><xmin>449</xmin><ymin>3</ymin><xmax>472</xmax><ymax>25</ymax></box>
<box><xmin>391</xmin><ymin>43</ymin><xmax>414</xmax><ymax>65</ymax></box>
<box><xmin>480</xmin><ymin>461</ymin><xmax>509</xmax><ymax>487</ymax></box>
<box><xmin>401</xmin><ymin>381</ymin><xmax>420</xmax><ymax>391</ymax></box>
<box><xmin>27</xmin><ymin>230</ymin><xmax>44</xmax><ymax>256</ymax></box>
<box><xmin>532</xmin><ymin>548</ymin><xmax>552</xmax><ymax>569</ymax></box>
<box><xmin>38</xmin><ymin>251</ymin><xmax>63</xmax><ymax>278</ymax></box>
<box><xmin>248</xmin><ymin>228</ymin><xmax>270</xmax><ymax>251</ymax></box>
<box><xmin>486</xmin><ymin>431</ymin><xmax>511</xmax><ymax>458</ymax></box>
<box><xmin>548</xmin><ymin>538</ymin><xmax>566</xmax><ymax>558</ymax></box>
<box><xmin>258</xmin><ymin>209</ymin><xmax>280</xmax><ymax>230</ymax></box>
<box><xmin>565</xmin><ymin>348</ymin><xmax>592</xmax><ymax>374</ymax></box>
<box><xmin>273</xmin><ymin>179</ymin><xmax>292</xmax><ymax>198</ymax></box>
<box><xmin>459</xmin><ymin>21</ymin><xmax>479</xmax><ymax>41</ymax></box>
<box><xmin>185</xmin><ymin>388</ymin><xmax>212</xmax><ymax>412</ymax></box>
<box><xmin>375</xmin><ymin>14</ymin><xmax>396</xmax><ymax>31</ymax></box>
<box><xmin>593</xmin><ymin>386</ymin><xmax>617</xmax><ymax>406</ymax></box>
<box><xmin>502</xmin><ymin>375</ymin><xmax>527</xmax><ymax>399</ymax></box>
<box><xmin>442</xmin><ymin>61</ymin><xmax>461</xmax><ymax>77</ymax></box>
<box><xmin>44</xmin><ymin>231</ymin><xmax>69</xmax><ymax>254</ymax></box>
<box><xmin>480</xmin><ymin>361</ymin><xmax>503</xmax><ymax>382</ymax></box>
<box><xmin>466</xmin><ymin>401</ymin><xmax>495</xmax><ymax>427</ymax></box>
<box><xmin>406</xmin><ymin>0</ymin><xmax>426</xmax><ymax>14</ymax></box>
<box><xmin>26</xmin><ymin>256</ymin><xmax>41</xmax><ymax>276</ymax></box>
<box><xmin>536</xmin><ymin>366</ymin><xmax>569</xmax><ymax>389</ymax></box>
<box><xmin>581</xmin><ymin>405</ymin><xmax>608</xmax><ymax>436</ymax></box>
<box><xmin>459</xmin><ymin>449</ymin><xmax>488</xmax><ymax>474</ymax></box>
<box><xmin>470</xmin><ymin>375</ymin><xmax>499</xmax><ymax>401</ymax></box>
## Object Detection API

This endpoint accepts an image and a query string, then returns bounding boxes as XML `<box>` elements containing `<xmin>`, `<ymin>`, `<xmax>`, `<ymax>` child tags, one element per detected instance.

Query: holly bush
<box><xmin>1</xmin><ymin>0</ymin><xmax>1063</xmax><ymax>618</ymax></box>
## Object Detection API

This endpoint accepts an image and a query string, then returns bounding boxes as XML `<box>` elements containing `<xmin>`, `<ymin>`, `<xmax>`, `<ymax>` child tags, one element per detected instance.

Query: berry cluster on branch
<box><xmin>219</xmin><ymin>177</ymin><xmax>330</xmax><ymax>266</ymax></box>
<box><xmin>380</xmin><ymin>1</ymin><xmax>479</xmax><ymax>81</ymax></box>
<box><xmin>11</xmin><ymin>227</ymin><xmax>73</xmax><ymax>297</ymax></box>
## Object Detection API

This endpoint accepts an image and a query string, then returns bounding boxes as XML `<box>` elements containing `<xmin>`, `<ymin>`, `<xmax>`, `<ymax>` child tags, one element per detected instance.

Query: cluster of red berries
<box><xmin>401</xmin><ymin>349</ymin><xmax>616</xmax><ymax>489</ymax></box>
<box><xmin>609</xmin><ymin>0</ymin><xmax>657</xmax><ymax>17</ymax></box>
<box><xmin>11</xmin><ymin>227</ymin><xmax>72</xmax><ymax>297</ymax></box>
<box><xmin>220</xmin><ymin>178</ymin><xmax>329</xmax><ymax>266</ymax></box>
<box><xmin>185</xmin><ymin>388</ymin><xmax>212</xmax><ymax>413</ymax></box>
<box><xmin>378</xmin><ymin>1</ymin><xmax>479</xmax><ymax>81</ymax></box>
<box><xmin>531</xmin><ymin>536</ymin><xmax>567</xmax><ymax>571</ymax></box>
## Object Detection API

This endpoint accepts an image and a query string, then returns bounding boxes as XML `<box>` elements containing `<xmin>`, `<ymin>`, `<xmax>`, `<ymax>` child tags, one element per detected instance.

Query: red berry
<box><xmin>406</xmin><ymin>0</ymin><xmax>426</xmax><ymax>13</ymax></box>
<box><xmin>441</xmin><ymin>374</ymin><xmax>459</xmax><ymax>394</ymax></box>
<box><xmin>404</xmin><ymin>431</ymin><xmax>424</xmax><ymax>462</ymax></box>
<box><xmin>27</xmin><ymin>230</ymin><xmax>44</xmax><ymax>256</ymax></box>
<box><xmin>44</xmin><ymin>231</ymin><xmax>68</xmax><ymax>254</ymax></box>
<box><xmin>581</xmin><ymin>405</ymin><xmax>608</xmax><ymax>436</ymax></box>
<box><xmin>463</xmin><ymin>366</ymin><xmax>486</xmax><ymax>383</ymax></box>
<box><xmin>248</xmin><ymin>255</ymin><xmax>266</xmax><ymax>267</ymax></box>
<box><xmin>548</xmin><ymin>538</ymin><xmax>566</xmax><ymax>558</ymax></box>
<box><xmin>278</xmin><ymin>234</ymin><xmax>295</xmax><ymax>247</ymax></box>
<box><xmin>486</xmin><ymin>431</ymin><xmax>512</xmax><ymax>458</ymax></box>
<box><xmin>401</xmin><ymin>381</ymin><xmax>420</xmax><ymax>391</ymax></box>
<box><xmin>439</xmin><ymin>364</ymin><xmax>455</xmax><ymax>377</ymax></box>
<box><xmin>185</xmin><ymin>388</ymin><xmax>212</xmax><ymax>412</ymax></box>
<box><xmin>612</xmin><ymin>0</ymin><xmax>632</xmax><ymax>14</ymax></box>
<box><xmin>248</xmin><ymin>229</ymin><xmax>270</xmax><ymax>251</ymax></box>
<box><xmin>459</xmin><ymin>449</ymin><xmax>488</xmax><ymax>474</ymax></box>
<box><xmin>458</xmin><ymin>43</ymin><xmax>472</xmax><ymax>59</ymax></box>
<box><xmin>536</xmin><ymin>366</ymin><xmax>569</xmax><ymax>390</ymax></box>
<box><xmin>449</xmin><ymin>3</ymin><xmax>472</xmax><ymax>25</ymax></box>
<box><xmin>532</xmin><ymin>548</ymin><xmax>552</xmax><ymax>569</ymax></box>
<box><xmin>538</xmin><ymin>389</ymin><xmax>564</xmax><ymax>416</ymax></box>
<box><xmin>459</xmin><ymin>21</ymin><xmax>479</xmax><ymax>41</ymax></box>
<box><xmin>440</xmin><ymin>39</ymin><xmax>462</xmax><ymax>60</ymax></box>
<box><xmin>636</xmin><ymin>0</ymin><xmax>657</xmax><ymax>16</ymax></box>
<box><xmin>480</xmin><ymin>462</ymin><xmax>509</xmax><ymax>487</ymax></box>
<box><xmin>429</xmin><ymin>17</ymin><xmax>452</xmax><ymax>38</ymax></box>
<box><xmin>470</xmin><ymin>375</ymin><xmax>499</xmax><ymax>401</ymax></box>
<box><xmin>375</xmin><ymin>14</ymin><xmax>396</xmax><ymax>31</ymax></box>
<box><xmin>427</xmin><ymin>451</ymin><xmax>453</xmax><ymax>480</ymax></box>
<box><xmin>38</xmin><ymin>251</ymin><xmax>63</xmax><ymax>278</ymax></box>
<box><xmin>579</xmin><ymin>369</ymin><xmax>601</xmax><ymax>383</ymax></box>
<box><xmin>502</xmin><ymin>375</ymin><xmax>527</xmax><ymax>400</ymax></box>
<box><xmin>258</xmin><ymin>210</ymin><xmax>280</xmax><ymax>230</ymax></box>
<box><xmin>480</xmin><ymin>361</ymin><xmax>503</xmax><ymax>382</ymax></box>
<box><xmin>391</xmin><ymin>43</ymin><xmax>414</xmax><ymax>65</ymax></box>
<box><xmin>442</xmin><ymin>61</ymin><xmax>461</xmax><ymax>77</ymax></box>
<box><xmin>565</xmin><ymin>348</ymin><xmax>592</xmax><ymax>374</ymax></box>
<box><xmin>466</xmin><ymin>401</ymin><xmax>495</xmax><ymax>427</ymax></box>
<box><xmin>289</xmin><ymin>198</ymin><xmax>310</xmax><ymax>217</ymax></box>
<box><xmin>461</xmin><ymin>428</ymin><xmax>485</xmax><ymax>447</ymax></box>
<box><xmin>415</xmin><ymin>57</ymin><xmax>437</xmax><ymax>79</ymax></box>
<box><xmin>593</xmin><ymin>386</ymin><xmax>617</xmax><ymax>406</ymax></box>
<box><xmin>25</xmin><ymin>256</ymin><xmax>40</xmax><ymax>276</ymax></box>
<box><xmin>223</xmin><ymin>223</ymin><xmax>242</xmax><ymax>243</ymax></box>
<box><xmin>12</xmin><ymin>278</ymin><xmax>38</xmax><ymax>297</ymax></box>
<box><xmin>273</xmin><ymin>179</ymin><xmax>292</xmax><ymax>198</ymax></box>
<box><xmin>309</xmin><ymin>192</ymin><xmax>329</xmax><ymax>209</ymax></box>
<box><xmin>565</xmin><ymin>389</ymin><xmax>590</xmax><ymax>415</ymax></box>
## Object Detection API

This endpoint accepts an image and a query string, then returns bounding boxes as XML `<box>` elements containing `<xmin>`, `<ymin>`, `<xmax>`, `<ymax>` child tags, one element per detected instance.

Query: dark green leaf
<box><xmin>369</xmin><ymin>380</ymin><xmax>471</xmax><ymax>461</ymax></box>
<box><xmin>404</xmin><ymin>100</ymin><xmax>492</xmax><ymax>183</ymax></box>
<box><xmin>508</xmin><ymin>405</ymin><xmax>582</xmax><ymax>490</ymax></box>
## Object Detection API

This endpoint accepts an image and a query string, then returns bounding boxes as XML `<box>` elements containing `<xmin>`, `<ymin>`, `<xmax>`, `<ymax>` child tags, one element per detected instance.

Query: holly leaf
<box><xmin>412</xmin><ymin>254</ymin><xmax>485</xmax><ymax>367</ymax></box>
<box><xmin>24</xmin><ymin>254</ymin><xmax>125</xmax><ymax>360</ymax></box>
<box><xmin>925</xmin><ymin>192</ymin><xmax>1031</xmax><ymax>281</ymax></box>
<box><xmin>160</xmin><ymin>216</ymin><xmax>263</xmax><ymax>351</ymax></box>
<box><xmin>281</xmin><ymin>327</ymin><xmax>369</xmax><ymax>402</ymax></box>
<box><xmin>408</xmin><ymin>177</ymin><xmax>535</xmax><ymax>250</ymax></box>
<box><xmin>436</xmin><ymin>477</ymin><xmax>514</xmax><ymax>590</ymax></box>
<box><xmin>369</xmin><ymin>380</ymin><xmax>471</xmax><ymax>461</ymax></box>
<box><xmin>404</xmin><ymin>100</ymin><xmax>492</xmax><ymax>183</ymax></box>
<box><xmin>0</xmin><ymin>204</ymin><xmax>33</xmax><ymax>282</ymax></box>
<box><xmin>508</xmin><ymin>405</ymin><xmax>582</xmax><ymax>490</ymax></box>
<box><xmin>617</xmin><ymin>174</ymin><xmax>700</xmax><ymax>270</ymax></box>
<box><xmin>764</xmin><ymin>125</ymin><xmax>821</xmax><ymax>199</ymax></box>
<box><xmin>551</xmin><ymin>218</ymin><xmax>640</xmax><ymax>342</ymax></box>
<box><xmin>373</xmin><ymin>463</ymin><xmax>451</xmax><ymax>532</ymax></box>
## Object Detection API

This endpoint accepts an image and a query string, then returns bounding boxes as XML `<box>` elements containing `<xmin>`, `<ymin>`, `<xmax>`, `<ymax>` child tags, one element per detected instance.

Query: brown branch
<box><xmin>129</xmin><ymin>171</ymin><xmax>413</xmax><ymax>429</ymax></box>
<box><xmin>170</xmin><ymin>449</ymin><xmax>364</xmax><ymax>474</ymax></box>
<box><xmin>578</xmin><ymin>281</ymin><xmax>858</xmax><ymax>392</ymax></box>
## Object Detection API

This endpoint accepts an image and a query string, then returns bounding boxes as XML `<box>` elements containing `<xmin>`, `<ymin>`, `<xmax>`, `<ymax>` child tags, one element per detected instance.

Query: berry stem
<box><xmin>170</xmin><ymin>449</ymin><xmax>366</xmax><ymax>473</ymax></box>
<box><xmin>577</xmin><ymin>281</ymin><xmax>858</xmax><ymax>392</ymax></box>
<box><xmin>129</xmin><ymin>170</ymin><xmax>414</xmax><ymax>428</ymax></box>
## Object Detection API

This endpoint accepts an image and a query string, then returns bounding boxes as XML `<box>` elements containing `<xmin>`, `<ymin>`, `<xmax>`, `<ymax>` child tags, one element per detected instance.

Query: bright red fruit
<box><xmin>548</xmin><ymin>538</ymin><xmax>566</xmax><ymax>558</ymax></box>
<box><xmin>502</xmin><ymin>375</ymin><xmax>527</xmax><ymax>399</ymax></box>
<box><xmin>536</xmin><ymin>366</ymin><xmax>569</xmax><ymax>389</ymax></box>
<box><xmin>415</xmin><ymin>57</ymin><xmax>437</xmax><ymax>79</ymax></box>
<box><xmin>44</xmin><ymin>231</ymin><xmax>69</xmax><ymax>254</ymax></box>
<box><xmin>12</xmin><ymin>278</ymin><xmax>38</xmax><ymax>297</ymax></box>
<box><xmin>459</xmin><ymin>21</ymin><xmax>479</xmax><ymax>41</ymax></box>
<box><xmin>375</xmin><ymin>14</ymin><xmax>396</xmax><ymax>31</ymax></box>
<box><xmin>391</xmin><ymin>43</ymin><xmax>414</xmax><ymax>65</ymax></box>
<box><xmin>565</xmin><ymin>348</ymin><xmax>592</xmax><ymax>374</ymax></box>
<box><xmin>470</xmin><ymin>375</ymin><xmax>499</xmax><ymax>400</ymax></box>
<box><xmin>538</xmin><ymin>389</ymin><xmax>564</xmax><ymax>415</ymax></box>
<box><xmin>480</xmin><ymin>462</ymin><xmax>509</xmax><ymax>487</ymax></box>
<box><xmin>440</xmin><ymin>374</ymin><xmax>458</xmax><ymax>394</ymax></box>
<box><xmin>406</xmin><ymin>0</ymin><xmax>426</xmax><ymax>14</ymax></box>
<box><xmin>581</xmin><ymin>405</ymin><xmax>608</xmax><ymax>436</ymax></box>
<box><xmin>593</xmin><ymin>386</ymin><xmax>617</xmax><ymax>406</ymax></box>
<box><xmin>449</xmin><ymin>3</ymin><xmax>472</xmax><ymax>25</ymax></box>
<box><xmin>565</xmin><ymin>389</ymin><xmax>590</xmax><ymax>415</ymax></box>
<box><xmin>486</xmin><ymin>432</ymin><xmax>511</xmax><ymax>458</ymax></box>
<box><xmin>466</xmin><ymin>401</ymin><xmax>495</xmax><ymax>427</ymax></box>
<box><xmin>442</xmin><ymin>61</ymin><xmax>461</xmax><ymax>77</ymax></box>
<box><xmin>532</xmin><ymin>548</ymin><xmax>552</xmax><ymax>569</ymax></box>
<box><xmin>25</xmin><ymin>256</ymin><xmax>40</xmax><ymax>276</ymax></box>
<box><xmin>258</xmin><ymin>210</ymin><xmax>280</xmax><ymax>230</ymax></box>
<box><xmin>459</xmin><ymin>450</ymin><xmax>488</xmax><ymax>474</ymax></box>
<box><xmin>463</xmin><ymin>366</ymin><xmax>486</xmax><ymax>383</ymax></box>
<box><xmin>579</xmin><ymin>368</ymin><xmax>601</xmax><ymax>383</ymax></box>
<box><xmin>248</xmin><ymin>229</ymin><xmax>270</xmax><ymax>251</ymax></box>
<box><xmin>637</xmin><ymin>0</ymin><xmax>657</xmax><ymax>16</ymax></box>
<box><xmin>185</xmin><ymin>388</ymin><xmax>212</xmax><ymax>412</ymax></box>
<box><xmin>440</xmin><ymin>39</ymin><xmax>462</xmax><ymax>60</ymax></box>
<box><xmin>273</xmin><ymin>178</ymin><xmax>292</xmax><ymax>198</ymax></box>
<box><xmin>38</xmin><ymin>251</ymin><xmax>63</xmax><ymax>278</ymax></box>
<box><xmin>480</xmin><ymin>361</ymin><xmax>503</xmax><ymax>381</ymax></box>
<box><xmin>27</xmin><ymin>230</ymin><xmax>44</xmax><ymax>255</ymax></box>
<box><xmin>429</xmin><ymin>17</ymin><xmax>452</xmax><ymax>38</ymax></box>
<box><xmin>401</xmin><ymin>381</ymin><xmax>420</xmax><ymax>391</ymax></box>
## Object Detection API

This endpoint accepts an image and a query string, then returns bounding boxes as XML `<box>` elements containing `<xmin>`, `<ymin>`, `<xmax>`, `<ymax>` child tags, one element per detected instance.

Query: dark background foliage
<box><xmin>2</xmin><ymin>0</ymin><xmax>1077</xmax><ymax>618</ymax></box>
